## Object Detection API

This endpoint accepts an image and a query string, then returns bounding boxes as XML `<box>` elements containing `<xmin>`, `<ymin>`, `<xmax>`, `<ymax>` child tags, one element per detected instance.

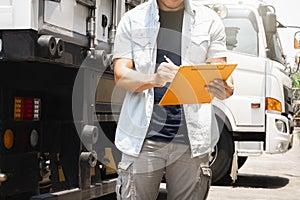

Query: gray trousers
<box><xmin>116</xmin><ymin>139</ymin><xmax>211</xmax><ymax>200</ymax></box>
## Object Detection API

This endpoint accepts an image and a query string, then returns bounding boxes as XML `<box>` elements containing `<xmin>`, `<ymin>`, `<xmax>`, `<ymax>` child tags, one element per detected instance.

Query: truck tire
<box><xmin>209</xmin><ymin>125</ymin><xmax>234</xmax><ymax>184</ymax></box>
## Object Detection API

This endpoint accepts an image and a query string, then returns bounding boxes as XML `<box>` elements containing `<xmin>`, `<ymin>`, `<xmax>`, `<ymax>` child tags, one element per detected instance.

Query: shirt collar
<box><xmin>184</xmin><ymin>0</ymin><xmax>196</xmax><ymax>16</ymax></box>
<box><xmin>151</xmin><ymin>0</ymin><xmax>196</xmax><ymax>21</ymax></box>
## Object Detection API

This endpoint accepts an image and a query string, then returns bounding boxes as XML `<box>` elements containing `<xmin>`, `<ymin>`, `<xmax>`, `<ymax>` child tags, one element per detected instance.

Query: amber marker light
<box><xmin>265</xmin><ymin>97</ymin><xmax>282</xmax><ymax>112</ymax></box>
<box><xmin>4</xmin><ymin>129</ymin><xmax>14</xmax><ymax>150</ymax></box>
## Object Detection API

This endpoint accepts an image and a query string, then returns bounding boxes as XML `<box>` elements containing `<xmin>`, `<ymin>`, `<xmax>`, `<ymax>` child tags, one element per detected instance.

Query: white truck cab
<box><xmin>199</xmin><ymin>0</ymin><xmax>294</xmax><ymax>183</ymax></box>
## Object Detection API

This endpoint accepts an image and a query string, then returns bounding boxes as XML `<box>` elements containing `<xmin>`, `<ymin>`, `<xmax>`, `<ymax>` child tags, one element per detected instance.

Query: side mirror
<box><xmin>294</xmin><ymin>31</ymin><xmax>300</xmax><ymax>71</ymax></box>
<box><xmin>265</xmin><ymin>12</ymin><xmax>277</xmax><ymax>34</ymax></box>
<box><xmin>294</xmin><ymin>31</ymin><xmax>300</xmax><ymax>49</ymax></box>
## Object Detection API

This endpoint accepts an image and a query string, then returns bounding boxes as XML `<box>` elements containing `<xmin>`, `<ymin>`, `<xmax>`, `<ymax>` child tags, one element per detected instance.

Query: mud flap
<box><xmin>103</xmin><ymin>147</ymin><xmax>117</xmax><ymax>175</ymax></box>
<box><xmin>56</xmin><ymin>153</ymin><xmax>66</xmax><ymax>183</ymax></box>
<box><xmin>230</xmin><ymin>149</ymin><xmax>238</xmax><ymax>182</ymax></box>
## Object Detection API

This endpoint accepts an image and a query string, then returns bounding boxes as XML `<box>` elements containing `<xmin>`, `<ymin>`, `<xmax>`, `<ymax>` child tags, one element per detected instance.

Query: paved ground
<box><xmin>207</xmin><ymin>133</ymin><xmax>300</xmax><ymax>200</ymax></box>
<box><xmin>101</xmin><ymin>134</ymin><xmax>300</xmax><ymax>200</ymax></box>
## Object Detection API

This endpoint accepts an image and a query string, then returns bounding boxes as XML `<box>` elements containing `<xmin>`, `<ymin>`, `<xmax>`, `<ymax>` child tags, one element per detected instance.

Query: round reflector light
<box><xmin>4</xmin><ymin>129</ymin><xmax>14</xmax><ymax>149</ymax></box>
<box><xmin>30</xmin><ymin>129</ymin><xmax>39</xmax><ymax>147</ymax></box>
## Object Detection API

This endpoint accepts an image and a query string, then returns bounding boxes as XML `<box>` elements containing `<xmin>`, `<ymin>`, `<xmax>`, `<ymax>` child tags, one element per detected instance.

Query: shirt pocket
<box><xmin>132</xmin><ymin>34</ymin><xmax>149</xmax><ymax>62</ymax></box>
<box><xmin>132</xmin><ymin>33</ymin><xmax>153</xmax><ymax>73</ymax></box>
<box><xmin>188</xmin><ymin>35</ymin><xmax>210</xmax><ymax>63</ymax></box>
<box><xmin>191</xmin><ymin>34</ymin><xmax>210</xmax><ymax>45</ymax></box>
<box><xmin>132</xmin><ymin>29</ymin><xmax>150</xmax><ymax>47</ymax></box>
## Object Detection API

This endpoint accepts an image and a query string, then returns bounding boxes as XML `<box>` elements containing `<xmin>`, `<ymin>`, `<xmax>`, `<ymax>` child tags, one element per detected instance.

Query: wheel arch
<box><xmin>210</xmin><ymin>105</ymin><xmax>236</xmax><ymax>184</ymax></box>
<box><xmin>213</xmin><ymin>105</ymin><xmax>233</xmax><ymax>132</ymax></box>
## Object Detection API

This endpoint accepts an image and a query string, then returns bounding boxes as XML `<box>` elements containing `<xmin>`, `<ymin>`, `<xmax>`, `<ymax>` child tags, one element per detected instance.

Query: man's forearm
<box><xmin>115</xmin><ymin>69</ymin><xmax>159</xmax><ymax>92</ymax></box>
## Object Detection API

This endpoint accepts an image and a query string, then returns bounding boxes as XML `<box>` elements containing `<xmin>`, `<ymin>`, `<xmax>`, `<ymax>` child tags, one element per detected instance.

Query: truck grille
<box><xmin>284</xmin><ymin>86</ymin><xmax>293</xmax><ymax>115</ymax></box>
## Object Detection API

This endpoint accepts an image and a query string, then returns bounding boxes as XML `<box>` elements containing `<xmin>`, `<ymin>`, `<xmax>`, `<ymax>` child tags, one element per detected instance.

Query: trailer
<box><xmin>0</xmin><ymin>0</ymin><xmax>134</xmax><ymax>199</ymax></box>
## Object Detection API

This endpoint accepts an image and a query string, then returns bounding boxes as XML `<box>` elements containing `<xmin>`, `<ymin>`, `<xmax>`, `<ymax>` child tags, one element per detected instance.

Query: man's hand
<box><xmin>204</xmin><ymin>57</ymin><xmax>233</xmax><ymax>100</ymax></box>
<box><xmin>205</xmin><ymin>78</ymin><xmax>234</xmax><ymax>100</ymax></box>
<box><xmin>154</xmin><ymin>62</ymin><xmax>179</xmax><ymax>87</ymax></box>
<box><xmin>114</xmin><ymin>58</ymin><xmax>179</xmax><ymax>92</ymax></box>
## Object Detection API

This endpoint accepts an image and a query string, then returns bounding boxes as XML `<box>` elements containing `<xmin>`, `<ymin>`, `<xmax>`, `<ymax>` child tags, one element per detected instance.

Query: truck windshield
<box><xmin>266</xmin><ymin>33</ymin><xmax>286</xmax><ymax>65</ymax></box>
<box><xmin>222</xmin><ymin>17</ymin><xmax>258</xmax><ymax>56</ymax></box>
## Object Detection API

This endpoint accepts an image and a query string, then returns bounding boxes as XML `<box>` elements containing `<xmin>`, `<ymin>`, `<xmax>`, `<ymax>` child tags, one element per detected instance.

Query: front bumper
<box><xmin>265</xmin><ymin>111</ymin><xmax>293</xmax><ymax>153</ymax></box>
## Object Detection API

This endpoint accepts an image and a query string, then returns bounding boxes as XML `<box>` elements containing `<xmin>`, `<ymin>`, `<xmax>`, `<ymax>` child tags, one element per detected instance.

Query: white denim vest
<box><xmin>113</xmin><ymin>0</ymin><xmax>227</xmax><ymax>157</ymax></box>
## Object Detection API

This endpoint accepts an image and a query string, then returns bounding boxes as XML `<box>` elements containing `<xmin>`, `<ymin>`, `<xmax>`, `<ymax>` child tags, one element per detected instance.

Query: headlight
<box><xmin>275</xmin><ymin>119</ymin><xmax>287</xmax><ymax>133</ymax></box>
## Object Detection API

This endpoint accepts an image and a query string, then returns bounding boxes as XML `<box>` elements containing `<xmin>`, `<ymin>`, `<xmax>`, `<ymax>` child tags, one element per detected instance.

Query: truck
<box><xmin>0</xmin><ymin>0</ymin><xmax>295</xmax><ymax>199</ymax></box>
<box><xmin>199</xmin><ymin>0</ymin><xmax>295</xmax><ymax>184</ymax></box>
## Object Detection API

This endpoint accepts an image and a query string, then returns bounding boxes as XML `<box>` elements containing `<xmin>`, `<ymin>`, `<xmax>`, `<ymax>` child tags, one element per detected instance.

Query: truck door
<box><xmin>215</xmin><ymin>7</ymin><xmax>266</xmax><ymax>130</ymax></box>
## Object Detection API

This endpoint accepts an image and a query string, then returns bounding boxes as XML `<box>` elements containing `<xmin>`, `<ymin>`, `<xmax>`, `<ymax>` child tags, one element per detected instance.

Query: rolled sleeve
<box><xmin>207</xmin><ymin>15</ymin><xmax>227</xmax><ymax>59</ymax></box>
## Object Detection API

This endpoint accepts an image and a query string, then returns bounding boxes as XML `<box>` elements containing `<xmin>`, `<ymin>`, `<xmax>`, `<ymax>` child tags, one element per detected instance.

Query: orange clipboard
<box><xmin>159</xmin><ymin>63</ymin><xmax>237</xmax><ymax>106</ymax></box>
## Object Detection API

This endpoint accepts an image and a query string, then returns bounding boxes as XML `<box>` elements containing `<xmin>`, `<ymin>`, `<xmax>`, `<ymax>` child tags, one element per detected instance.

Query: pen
<box><xmin>164</xmin><ymin>55</ymin><xmax>175</xmax><ymax>65</ymax></box>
